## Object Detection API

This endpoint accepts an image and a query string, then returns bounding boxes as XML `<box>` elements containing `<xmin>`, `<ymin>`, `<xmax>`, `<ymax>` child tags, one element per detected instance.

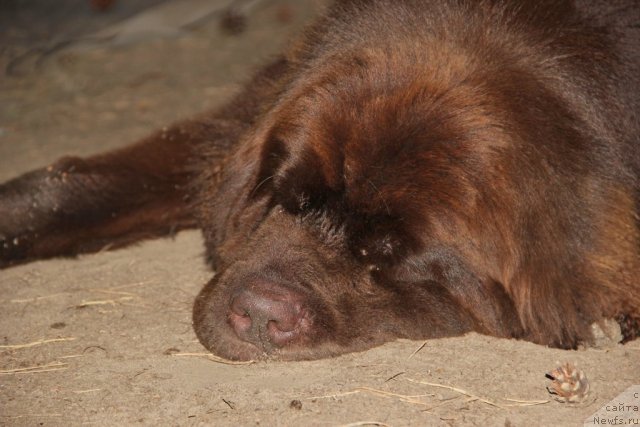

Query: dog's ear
<box><xmin>196</xmin><ymin>121</ymin><xmax>289</xmax><ymax>267</ymax></box>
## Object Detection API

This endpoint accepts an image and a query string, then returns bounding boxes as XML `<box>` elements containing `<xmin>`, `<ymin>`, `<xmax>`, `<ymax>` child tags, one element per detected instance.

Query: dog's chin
<box><xmin>193</xmin><ymin>307</ymin><xmax>383</xmax><ymax>361</ymax></box>
<box><xmin>192</xmin><ymin>278</ymin><xmax>396</xmax><ymax>361</ymax></box>
<box><xmin>192</xmin><ymin>305</ymin><xmax>355</xmax><ymax>362</ymax></box>
<box><xmin>196</xmin><ymin>328</ymin><xmax>384</xmax><ymax>362</ymax></box>
<box><xmin>194</xmin><ymin>309</ymin><xmax>398</xmax><ymax>361</ymax></box>
<box><xmin>198</xmin><ymin>331</ymin><xmax>270</xmax><ymax>361</ymax></box>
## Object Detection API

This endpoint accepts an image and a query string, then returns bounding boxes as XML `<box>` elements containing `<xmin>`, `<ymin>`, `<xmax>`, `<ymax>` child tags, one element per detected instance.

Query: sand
<box><xmin>1</xmin><ymin>1</ymin><xmax>638</xmax><ymax>425</ymax></box>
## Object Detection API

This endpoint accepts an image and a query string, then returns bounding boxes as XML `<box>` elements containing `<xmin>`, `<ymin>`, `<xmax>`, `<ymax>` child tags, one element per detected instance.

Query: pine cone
<box><xmin>546</xmin><ymin>362</ymin><xmax>590</xmax><ymax>403</ymax></box>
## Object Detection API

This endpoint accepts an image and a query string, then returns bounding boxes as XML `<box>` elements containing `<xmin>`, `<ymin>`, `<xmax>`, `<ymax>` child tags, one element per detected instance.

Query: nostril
<box><xmin>267</xmin><ymin>320</ymin><xmax>300</xmax><ymax>345</ymax></box>
<box><xmin>228</xmin><ymin>309</ymin><xmax>252</xmax><ymax>336</ymax></box>
<box><xmin>267</xmin><ymin>302</ymin><xmax>302</xmax><ymax>331</ymax></box>
<box><xmin>228</xmin><ymin>296</ymin><xmax>254</xmax><ymax>337</ymax></box>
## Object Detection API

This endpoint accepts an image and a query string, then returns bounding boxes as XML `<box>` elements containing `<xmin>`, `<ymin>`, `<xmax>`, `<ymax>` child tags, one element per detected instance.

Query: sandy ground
<box><xmin>1</xmin><ymin>1</ymin><xmax>639</xmax><ymax>426</ymax></box>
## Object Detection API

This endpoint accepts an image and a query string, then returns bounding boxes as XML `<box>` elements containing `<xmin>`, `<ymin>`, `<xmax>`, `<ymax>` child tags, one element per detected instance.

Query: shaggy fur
<box><xmin>1</xmin><ymin>0</ymin><xmax>639</xmax><ymax>360</ymax></box>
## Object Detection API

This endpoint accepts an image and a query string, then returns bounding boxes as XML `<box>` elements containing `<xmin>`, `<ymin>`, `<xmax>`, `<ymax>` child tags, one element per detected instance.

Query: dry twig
<box><xmin>88</xmin><ymin>288</ymin><xmax>138</xmax><ymax>297</ymax></box>
<box><xmin>171</xmin><ymin>352</ymin><xmax>255</xmax><ymax>365</ymax></box>
<box><xmin>503</xmin><ymin>397</ymin><xmax>549</xmax><ymax>406</ymax></box>
<box><xmin>0</xmin><ymin>337</ymin><xmax>76</xmax><ymax>350</ymax></box>
<box><xmin>408</xmin><ymin>341</ymin><xmax>428</xmax><ymax>359</ymax></box>
<box><xmin>340</xmin><ymin>422</ymin><xmax>391</xmax><ymax>427</ymax></box>
<box><xmin>0</xmin><ymin>361</ymin><xmax>68</xmax><ymax>375</ymax></box>
<box><xmin>356</xmin><ymin>387</ymin><xmax>432</xmax><ymax>406</ymax></box>
<box><xmin>309</xmin><ymin>387</ymin><xmax>433</xmax><ymax>407</ymax></box>
<box><xmin>406</xmin><ymin>378</ymin><xmax>503</xmax><ymax>408</ymax></box>
<box><xmin>73</xmin><ymin>389</ymin><xmax>103</xmax><ymax>394</ymax></box>
<box><xmin>407</xmin><ymin>378</ymin><xmax>549</xmax><ymax>408</ymax></box>
<box><xmin>75</xmin><ymin>296</ymin><xmax>134</xmax><ymax>307</ymax></box>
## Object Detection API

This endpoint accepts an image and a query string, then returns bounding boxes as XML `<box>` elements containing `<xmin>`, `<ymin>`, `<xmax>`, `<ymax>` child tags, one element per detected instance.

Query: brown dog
<box><xmin>1</xmin><ymin>0</ymin><xmax>639</xmax><ymax>361</ymax></box>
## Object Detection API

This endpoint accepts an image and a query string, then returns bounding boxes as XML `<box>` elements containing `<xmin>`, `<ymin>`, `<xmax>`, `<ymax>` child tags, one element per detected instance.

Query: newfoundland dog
<box><xmin>1</xmin><ymin>0</ymin><xmax>639</xmax><ymax>360</ymax></box>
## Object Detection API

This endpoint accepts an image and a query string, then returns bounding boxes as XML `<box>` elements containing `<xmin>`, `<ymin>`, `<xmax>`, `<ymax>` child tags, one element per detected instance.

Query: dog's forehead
<box><xmin>274</xmin><ymin>95</ymin><xmax>493</xmax><ymax>210</ymax></box>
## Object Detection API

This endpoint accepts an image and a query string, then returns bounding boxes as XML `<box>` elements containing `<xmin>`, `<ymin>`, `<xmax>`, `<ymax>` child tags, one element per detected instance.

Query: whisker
<box><xmin>367</xmin><ymin>179</ymin><xmax>391</xmax><ymax>215</ymax></box>
<box><xmin>250</xmin><ymin>174</ymin><xmax>275</xmax><ymax>198</ymax></box>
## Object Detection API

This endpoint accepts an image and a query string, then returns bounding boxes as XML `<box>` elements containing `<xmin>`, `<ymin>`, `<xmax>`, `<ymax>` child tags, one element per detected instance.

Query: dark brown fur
<box><xmin>1</xmin><ymin>0</ymin><xmax>639</xmax><ymax>360</ymax></box>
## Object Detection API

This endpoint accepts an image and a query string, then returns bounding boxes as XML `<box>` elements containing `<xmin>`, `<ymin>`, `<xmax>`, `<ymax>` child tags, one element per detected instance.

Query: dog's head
<box><xmin>192</xmin><ymin>45</ymin><xmax>601</xmax><ymax>360</ymax></box>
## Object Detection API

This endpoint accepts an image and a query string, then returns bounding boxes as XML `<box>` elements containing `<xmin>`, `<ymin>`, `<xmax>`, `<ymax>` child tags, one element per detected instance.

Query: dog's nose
<box><xmin>228</xmin><ymin>282</ymin><xmax>308</xmax><ymax>349</ymax></box>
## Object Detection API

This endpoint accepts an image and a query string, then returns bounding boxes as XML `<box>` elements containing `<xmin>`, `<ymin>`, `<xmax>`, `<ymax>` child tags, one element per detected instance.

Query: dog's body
<box><xmin>1</xmin><ymin>0</ymin><xmax>639</xmax><ymax>360</ymax></box>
